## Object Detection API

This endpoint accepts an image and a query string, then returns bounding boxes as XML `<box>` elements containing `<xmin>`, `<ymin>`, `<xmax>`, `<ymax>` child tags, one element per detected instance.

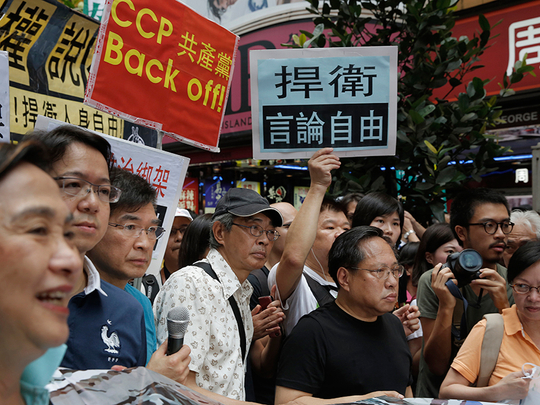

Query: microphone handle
<box><xmin>167</xmin><ymin>337</ymin><xmax>183</xmax><ymax>355</ymax></box>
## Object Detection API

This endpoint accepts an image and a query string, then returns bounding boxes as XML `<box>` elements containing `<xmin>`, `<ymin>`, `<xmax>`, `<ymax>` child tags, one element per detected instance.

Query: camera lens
<box><xmin>458</xmin><ymin>249</ymin><xmax>482</xmax><ymax>272</ymax></box>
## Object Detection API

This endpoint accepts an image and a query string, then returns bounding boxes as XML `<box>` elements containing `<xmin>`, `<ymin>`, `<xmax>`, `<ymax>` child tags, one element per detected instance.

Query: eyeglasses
<box><xmin>349</xmin><ymin>264</ymin><xmax>404</xmax><ymax>280</ymax></box>
<box><xmin>468</xmin><ymin>220</ymin><xmax>514</xmax><ymax>235</ymax></box>
<box><xmin>54</xmin><ymin>177</ymin><xmax>122</xmax><ymax>203</ymax></box>
<box><xmin>511</xmin><ymin>283</ymin><xmax>540</xmax><ymax>295</ymax></box>
<box><xmin>108</xmin><ymin>223</ymin><xmax>165</xmax><ymax>240</ymax></box>
<box><xmin>171</xmin><ymin>226</ymin><xmax>189</xmax><ymax>235</ymax></box>
<box><xmin>232</xmin><ymin>223</ymin><xmax>280</xmax><ymax>241</ymax></box>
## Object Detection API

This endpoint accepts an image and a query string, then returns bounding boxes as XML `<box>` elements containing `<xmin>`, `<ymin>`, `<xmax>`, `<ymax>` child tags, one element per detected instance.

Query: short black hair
<box><xmin>450</xmin><ymin>188</ymin><xmax>510</xmax><ymax>246</ymax></box>
<box><xmin>178</xmin><ymin>214</ymin><xmax>212</xmax><ymax>269</ymax></box>
<box><xmin>0</xmin><ymin>141</ymin><xmax>50</xmax><ymax>180</ymax></box>
<box><xmin>321</xmin><ymin>196</ymin><xmax>347</xmax><ymax>216</ymax></box>
<box><xmin>109</xmin><ymin>167</ymin><xmax>156</xmax><ymax>215</ymax></box>
<box><xmin>507</xmin><ymin>240</ymin><xmax>540</xmax><ymax>284</ymax></box>
<box><xmin>351</xmin><ymin>192</ymin><xmax>404</xmax><ymax>233</ymax></box>
<box><xmin>328</xmin><ymin>226</ymin><xmax>395</xmax><ymax>287</ymax></box>
<box><xmin>27</xmin><ymin>125</ymin><xmax>112</xmax><ymax>170</ymax></box>
<box><xmin>412</xmin><ymin>223</ymin><xmax>456</xmax><ymax>286</ymax></box>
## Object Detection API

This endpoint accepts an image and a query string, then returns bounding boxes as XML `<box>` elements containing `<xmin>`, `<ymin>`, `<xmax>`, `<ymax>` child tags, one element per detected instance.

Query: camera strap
<box><xmin>445</xmin><ymin>280</ymin><xmax>470</xmax><ymax>341</ymax></box>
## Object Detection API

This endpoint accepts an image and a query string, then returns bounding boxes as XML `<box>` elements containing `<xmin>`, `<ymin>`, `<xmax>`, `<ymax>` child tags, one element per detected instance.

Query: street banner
<box><xmin>0</xmin><ymin>0</ymin><xmax>157</xmax><ymax>146</ymax></box>
<box><xmin>178</xmin><ymin>176</ymin><xmax>198</xmax><ymax>213</ymax></box>
<box><xmin>85</xmin><ymin>0</ymin><xmax>240</xmax><ymax>152</ymax></box>
<box><xmin>0</xmin><ymin>51</ymin><xmax>9</xmax><ymax>143</ymax></box>
<box><xmin>35</xmin><ymin>115</ymin><xmax>189</xmax><ymax>277</ymax></box>
<box><xmin>250</xmin><ymin>47</ymin><xmax>398</xmax><ymax>159</ymax></box>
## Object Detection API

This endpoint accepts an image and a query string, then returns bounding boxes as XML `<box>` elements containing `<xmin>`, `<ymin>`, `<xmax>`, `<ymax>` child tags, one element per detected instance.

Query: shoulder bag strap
<box><xmin>476</xmin><ymin>313</ymin><xmax>504</xmax><ymax>387</ymax></box>
<box><xmin>303</xmin><ymin>273</ymin><xmax>337</xmax><ymax>308</ymax></box>
<box><xmin>194</xmin><ymin>261</ymin><xmax>247</xmax><ymax>362</ymax></box>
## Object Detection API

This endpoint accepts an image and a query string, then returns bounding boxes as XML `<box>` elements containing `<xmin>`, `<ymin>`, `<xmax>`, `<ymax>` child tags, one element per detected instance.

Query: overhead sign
<box><xmin>250</xmin><ymin>47</ymin><xmax>398</xmax><ymax>159</ymax></box>
<box><xmin>0</xmin><ymin>51</ymin><xmax>9</xmax><ymax>143</ymax></box>
<box><xmin>34</xmin><ymin>115</ymin><xmax>189</xmax><ymax>277</ymax></box>
<box><xmin>85</xmin><ymin>0</ymin><xmax>240</xmax><ymax>152</ymax></box>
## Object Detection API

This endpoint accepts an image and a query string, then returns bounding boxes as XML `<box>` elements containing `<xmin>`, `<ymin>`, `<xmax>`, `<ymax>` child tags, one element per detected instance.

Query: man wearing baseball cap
<box><xmin>154</xmin><ymin>188</ymin><xmax>283</xmax><ymax>402</ymax></box>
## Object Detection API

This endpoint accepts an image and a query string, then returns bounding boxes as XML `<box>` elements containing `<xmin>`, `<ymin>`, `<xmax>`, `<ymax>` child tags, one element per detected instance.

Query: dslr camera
<box><xmin>441</xmin><ymin>249</ymin><xmax>483</xmax><ymax>288</ymax></box>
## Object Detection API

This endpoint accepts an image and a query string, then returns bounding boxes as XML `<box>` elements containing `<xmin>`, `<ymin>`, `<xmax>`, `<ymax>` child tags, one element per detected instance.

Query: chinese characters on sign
<box><xmin>250</xmin><ymin>48</ymin><xmax>398</xmax><ymax>159</ymax></box>
<box><xmin>179</xmin><ymin>177</ymin><xmax>198</xmax><ymax>213</ymax></box>
<box><xmin>85</xmin><ymin>0</ymin><xmax>239</xmax><ymax>152</ymax></box>
<box><xmin>0</xmin><ymin>0</ymin><xmax>156</xmax><ymax>144</ymax></box>
<box><xmin>507</xmin><ymin>16</ymin><xmax>540</xmax><ymax>75</ymax></box>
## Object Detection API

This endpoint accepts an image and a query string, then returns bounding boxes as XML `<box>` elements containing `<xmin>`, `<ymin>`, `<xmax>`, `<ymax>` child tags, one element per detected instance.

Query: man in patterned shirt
<box><xmin>154</xmin><ymin>188</ymin><xmax>283</xmax><ymax>402</ymax></box>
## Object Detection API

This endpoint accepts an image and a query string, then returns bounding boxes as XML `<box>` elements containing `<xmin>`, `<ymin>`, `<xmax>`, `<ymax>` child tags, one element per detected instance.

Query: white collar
<box><xmin>83</xmin><ymin>256</ymin><xmax>108</xmax><ymax>296</ymax></box>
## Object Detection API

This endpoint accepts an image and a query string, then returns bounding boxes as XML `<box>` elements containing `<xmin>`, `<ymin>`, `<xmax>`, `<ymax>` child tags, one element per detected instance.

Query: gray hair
<box><xmin>209</xmin><ymin>212</ymin><xmax>235</xmax><ymax>249</ymax></box>
<box><xmin>510</xmin><ymin>210</ymin><xmax>540</xmax><ymax>239</ymax></box>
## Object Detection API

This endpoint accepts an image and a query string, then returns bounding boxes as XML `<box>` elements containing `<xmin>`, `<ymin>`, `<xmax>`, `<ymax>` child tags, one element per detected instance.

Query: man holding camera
<box><xmin>416</xmin><ymin>188</ymin><xmax>515</xmax><ymax>397</ymax></box>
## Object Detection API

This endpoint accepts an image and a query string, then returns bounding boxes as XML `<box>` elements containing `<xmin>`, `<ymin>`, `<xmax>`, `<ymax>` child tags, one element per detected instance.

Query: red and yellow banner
<box><xmin>85</xmin><ymin>0</ymin><xmax>239</xmax><ymax>152</ymax></box>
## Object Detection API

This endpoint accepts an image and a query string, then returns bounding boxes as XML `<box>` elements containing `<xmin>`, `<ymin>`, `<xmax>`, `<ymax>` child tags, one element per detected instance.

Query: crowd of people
<box><xmin>2</xmin><ymin>127</ymin><xmax>540</xmax><ymax>405</ymax></box>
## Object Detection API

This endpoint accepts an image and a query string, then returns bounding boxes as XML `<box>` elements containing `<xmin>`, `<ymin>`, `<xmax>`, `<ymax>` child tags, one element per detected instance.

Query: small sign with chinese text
<box><xmin>250</xmin><ymin>47</ymin><xmax>397</xmax><ymax>159</ymax></box>
<box><xmin>85</xmin><ymin>0</ymin><xmax>239</xmax><ymax>152</ymax></box>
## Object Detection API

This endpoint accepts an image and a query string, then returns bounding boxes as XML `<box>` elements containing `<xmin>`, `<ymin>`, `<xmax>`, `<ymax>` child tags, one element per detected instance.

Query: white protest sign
<box><xmin>250</xmin><ymin>47</ymin><xmax>398</xmax><ymax>159</ymax></box>
<box><xmin>0</xmin><ymin>51</ymin><xmax>10</xmax><ymax>143</ymax></box>
<box><xmin>35</xmin><ymin>115</ymin><xmax>189</xmax><ymax>276</ymax></box>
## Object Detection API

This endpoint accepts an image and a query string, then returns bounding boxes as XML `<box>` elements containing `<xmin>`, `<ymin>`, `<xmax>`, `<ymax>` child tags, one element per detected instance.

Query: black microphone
<box><xmin>166</xmin><ymin>306</ymin><xmax>190</xmax><ymax>355</ymax></box>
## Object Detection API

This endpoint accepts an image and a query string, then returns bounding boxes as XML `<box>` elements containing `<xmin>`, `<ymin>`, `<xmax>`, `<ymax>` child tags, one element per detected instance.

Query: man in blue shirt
<box><xmin>87</xmin><ymin>167</ymin><xmax>161</xmax><ymax>364</ymax></box>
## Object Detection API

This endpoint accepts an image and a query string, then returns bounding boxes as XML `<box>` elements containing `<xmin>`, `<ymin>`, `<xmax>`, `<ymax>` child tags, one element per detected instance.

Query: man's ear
<box><xmin>213</xmin><ymin>221</ymin><xmax>226</xmax><ymax>245</ymax></box>
<box><xmin>337</xmin><ymin>267</ymin><xmax>350</xmax><ymax>292</ymax></box>
<box><xmin>454</xmin><ymin>225</ymin><xmax>467</xmax><ymax>245</ymax></box>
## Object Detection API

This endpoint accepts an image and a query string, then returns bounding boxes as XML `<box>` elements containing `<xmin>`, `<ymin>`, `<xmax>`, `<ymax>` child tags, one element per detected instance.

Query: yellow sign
<box><xmin>10</xmin><ymin>87</ymin><xmax>124</xmax><ymax>137</ymax></box>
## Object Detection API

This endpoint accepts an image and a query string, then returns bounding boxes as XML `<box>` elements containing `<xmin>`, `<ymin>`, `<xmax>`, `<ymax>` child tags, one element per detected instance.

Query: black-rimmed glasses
<box><xmin>54</xmin><ymin>177</ymin><xmax>122</xmax><ymax>203</ymax></box>
<box><xmin>468</xmin><ymin>220</ymin><xmax>514</xmax><ymax>235</ymax></box>
<box><xmin>232</xmin><ymin>223</ymin><xmax>280</xmax><ymax>241</ymax></box>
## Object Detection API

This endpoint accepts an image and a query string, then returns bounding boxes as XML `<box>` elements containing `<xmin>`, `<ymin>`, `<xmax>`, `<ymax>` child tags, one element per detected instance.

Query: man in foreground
<box><xmin>275</xmin><ymin>226</ymin><xmax>413</xmax><ymax>404</ymax></box>
<box><xmin>154</xmin><ymin>187</ymin><xmax>284</xmax><ymax>402</ymax></box>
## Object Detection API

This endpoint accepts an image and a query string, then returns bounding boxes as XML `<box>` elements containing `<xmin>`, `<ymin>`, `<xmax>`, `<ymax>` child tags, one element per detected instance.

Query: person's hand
<box><xmin>493</xmin><ymin>370</ymin><xmax>531</xmax><ymax>400</ymax></box>
<box><xmin>251</xmin><ymin>298</ymin><xmax>285</xmax><ymax>341</ymax></box>
<box><xmin>308</xmin><ymin>148</ymin><xmax>340</xmax><ymax>190</ymax></box>
<box><xmin>431</xmin><ymin>263</ymin><xmax>457</xmax><ymax>309</ymax></box>
<box><xmin>146</xmin><ymin>340</ymin><xmax>191</xmax><ymax>384</ymax></box>
<box><xmin>393</xmin><ymin>304</ymin><xmax>420</xmax><ymax>336</ymax></box>
<box><xmin>471</xmin><ymin>268</ymin><xmax>510</xmax><ymax>312</ymax></box>
<box><xmin>359</xmin><ymin>391</ymin><xmax>404</xmax><ymax>400</ymax></box>
<box><xmin>404</xmin><ymin>210</ymin><xmax>426</xmax><ymax>237</ymax></box>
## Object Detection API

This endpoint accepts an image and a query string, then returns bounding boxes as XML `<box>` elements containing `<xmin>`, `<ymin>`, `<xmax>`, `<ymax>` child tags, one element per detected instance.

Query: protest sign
<box><xmin>0</xmin><ymin>51</ymin><xmax>9</xmax><ymax>143</ymax></box>
<box><xmin>85</xmin><ymin>0</ymin><xmax>240</xmax><ymax>152</ymax></box>
<box><xmin>179</xmin><ymin>176</ymin><xmax>199</xmax><ymax>213</ymax></box>
<box><xmin>35</xmin><ymin>115</ymin><xmax>189</xmax><ymax>276</ymax></box>
<box><xmin>250</xmin><ymin>47</ymin><xmax>398</xmax><ymax>159</ymax></box>
<box><xmin>0</xmin><ymin>0</ymin><xmax>157</xmax><ymax>145</ymax></box>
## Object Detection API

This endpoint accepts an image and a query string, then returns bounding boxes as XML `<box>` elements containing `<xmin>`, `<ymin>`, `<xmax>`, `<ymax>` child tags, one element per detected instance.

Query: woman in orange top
<box><xmin>440</xmin><ymin>240</ymin><xmax>540</xmax><ymax>402</ymax></box>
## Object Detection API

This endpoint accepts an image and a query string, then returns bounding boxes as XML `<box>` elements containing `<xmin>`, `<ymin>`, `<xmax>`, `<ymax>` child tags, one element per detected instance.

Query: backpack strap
<box><xmin>194</xmin><ymin>261</ymin><xmax>247</xmax><ymax>363</ymax></box>
<box><xmin>476</xmin><ymin>313</ymin><xmax>504</xmax><ymax>387</ymax></box>
<box><xmin>303</xmin><ymin>273</ymin><xmax>337</xmax><ymax>308</ymax></box>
